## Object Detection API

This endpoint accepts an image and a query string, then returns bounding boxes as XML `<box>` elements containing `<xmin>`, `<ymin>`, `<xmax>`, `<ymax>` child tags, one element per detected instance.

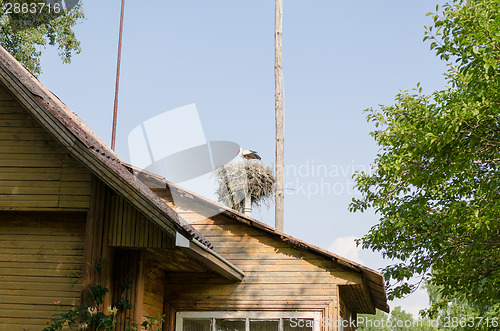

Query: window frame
<box><xmin>176</xmin><ymin>311</ymin><xmax>322</xmax><ymax>331</ymax></box>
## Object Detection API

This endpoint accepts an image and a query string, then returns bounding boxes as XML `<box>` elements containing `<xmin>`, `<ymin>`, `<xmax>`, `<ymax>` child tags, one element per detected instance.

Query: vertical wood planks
<box><xmin>107</xmin><ymin>191</ymin><xmax>173</xmax><ymax>249</ymax></box>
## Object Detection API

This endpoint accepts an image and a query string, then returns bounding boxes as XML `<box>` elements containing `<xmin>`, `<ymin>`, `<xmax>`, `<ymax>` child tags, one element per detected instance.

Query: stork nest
<box><xmin>214</xmin><ymin>161</ymin><xmax>275</xmax><ymax>213</ymax></box>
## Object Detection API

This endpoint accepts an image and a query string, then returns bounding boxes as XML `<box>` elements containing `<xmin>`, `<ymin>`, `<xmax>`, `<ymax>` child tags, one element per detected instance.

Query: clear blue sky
<box><xmin>39</xmin><ymin>0</ymin><xmax>448</xmax><ymax>316</ymax></box>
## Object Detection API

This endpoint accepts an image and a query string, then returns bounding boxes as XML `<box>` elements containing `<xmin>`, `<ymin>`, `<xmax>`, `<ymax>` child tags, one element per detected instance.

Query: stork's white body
<box><xmin>239</xmin><ymin>148</ymin><xmax>261</xmax><ymax>160</ymax></box>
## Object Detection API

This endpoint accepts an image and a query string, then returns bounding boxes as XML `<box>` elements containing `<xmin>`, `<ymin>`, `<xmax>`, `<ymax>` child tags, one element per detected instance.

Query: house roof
<box><xmin>0</xmin><ymin>45</ymin><xmax>248</xmax><ymax>281</ymax></box>
<box><xmin>0</xmin><ymin>44</ymin><xmax>388</xmax><ymax>313</ymax></box>
<box><xmin>126</xmin><ymin>165</ymin><xmax>390</xmax><ymax>313</ymax></box>
<box><xmin>0</xmin><ymin>46</ymin><xmax>218</xmax><ymax>248</ymax></box>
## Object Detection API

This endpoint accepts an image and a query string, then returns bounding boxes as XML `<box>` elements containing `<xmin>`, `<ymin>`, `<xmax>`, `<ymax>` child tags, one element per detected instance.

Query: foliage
<box><xmin>44</xmin><ymin>264</ymin><xmax>165</xmax><ymax>330</ymax></box>
<box><xmin>0</xmin><ymin>0</ymin><xmax>84</xmax><ymax>76</ymax></box>
<box><xmin>358</xmin><ymin>288</ymin><xmax>500</xmax><ymax>331</ymax></box>
<box><xmin>357</xmin><ymin>307</ymin><xmax>438</xmax><ymax>331</ymax></box>
<box><xmin>424</xmin><ymin>282</ymin><xmax>500</xmax><ymax>330</ymax></box>
<box><xmin>139</xmin><ymin>314</ymin><xmax>166</xmax><ymax>331</ymax></box>
<box><xmin>214</xmin><ymin>161</ymin><xmax>275</xmax><ymax>213</ymax></box>
<box><xmin>350</xmin><ymin>0</ymin><xmax>500</xmax><ymax>306</ymax></box>
<box><xmin>357</xmin><ymin>309</ymin><xmax>391</xmax><ymax>331</ymax></box>
<box><xmin>44</xmin><ymin>284</ymin><xmax>119</xmax><ymax>330</ymax></box>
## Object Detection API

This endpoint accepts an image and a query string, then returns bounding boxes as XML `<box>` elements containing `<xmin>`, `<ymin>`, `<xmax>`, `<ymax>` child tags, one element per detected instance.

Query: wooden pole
<box><xmin>111</xmin><ymin>0</ymin><xmax>125</xmax><ymax>151</ymax></box>
<box><xmin>243</xmin><ymin>191</ymin><xmax>252</xmax><ymax>216</ymax></box>
<box><xmin>275</xmin><ymin>0</ymin><xmax>284</xmax><ymax>232</ymax></box>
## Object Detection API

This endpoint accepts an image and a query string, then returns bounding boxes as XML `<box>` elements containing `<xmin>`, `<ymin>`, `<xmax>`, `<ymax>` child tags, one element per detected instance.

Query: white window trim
<box><xmin>176</xmin><ymin>311</ymin><xmax>322</xmax><ymax>331</ymax></box>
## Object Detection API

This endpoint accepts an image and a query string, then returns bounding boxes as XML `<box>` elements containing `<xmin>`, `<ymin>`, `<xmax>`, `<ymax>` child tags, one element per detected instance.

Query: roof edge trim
<box><xmin>176</xmin><ymin>232</ymin><xmax>245</xmax><ymax>282</ymax></box>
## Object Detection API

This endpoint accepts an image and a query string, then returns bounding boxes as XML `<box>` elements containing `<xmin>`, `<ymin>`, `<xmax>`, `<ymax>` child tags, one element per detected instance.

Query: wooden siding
<box><xmin>0</xmin><ymin>84</ymin><xmax>91</xmax><ymax>211</ymax></box>
<box><xmin>113</xmin><ymin>249</ymin><xmax>144</xmax><ymax>330</ymax></box>
<box><xmin>153</xmin><ymin>190</ymin><xmax>365</xmax><ymax>331</ymax></box>
<box><xmin>0</xmin><ymin>212</ymin><xmax>85</xmax><ymax>330</ymax></box>
<box><xmin>142</xmin><ymin>266</ymin><xmax>166</xmax><ymax>329</ymax></box>
<box><xmin>83</xmin><ymin>176</ymin><xmax>174</xmax><ymax>331</ymax></box>
<box><xmin>82</xmin><ymin>176</ymin><xmax>114</xmax><ymax>310</ymax></box>
<box><xmin>161</xmin><ymin>210</ymin><xmax>358</xmax><ymax>311</ymax></box>
<box><xmin>324</xmin><ymin>301</ymin><xmax>338</xmax><ymax>331</ymax></box>
<box><xmin>107</xmin><ymin>192</ymin><xmax>173</xmax><ymax>249</ymax></box>
<box><xmin>339</xmin><ymin>284</ymin><xmax>375</xmax><ymax>316</ymax></box>
<box><xmin>145</xmin><ymin>249</ymin><xmax>210</xmax><ymax>274</ymax></box>
<box><xmin>338</xmin><ymin>297</ymin><xmax>356</xmax><ymax>331</ymax></box>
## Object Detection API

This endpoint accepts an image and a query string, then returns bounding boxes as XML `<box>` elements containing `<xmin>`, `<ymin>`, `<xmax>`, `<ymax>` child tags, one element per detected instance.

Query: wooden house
<box><xmin>0</xmin><ymin>45</ymin><xmax>388</xmax><ymax>331</ymax></box>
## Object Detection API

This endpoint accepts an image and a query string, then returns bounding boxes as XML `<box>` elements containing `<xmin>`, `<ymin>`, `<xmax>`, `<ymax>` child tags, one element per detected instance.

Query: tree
<box><xmin>357</xmin><ymin>307</ymin><xmax>438</xmax><ymax>331</ymax></box>
<box><xmin>350</xmin><ymin>0</ymin><xmax>500</xmax><ymax>307</ymax></box>
<box><xmin>425</xmin><ymin>282</ymin><xmax>500</xmax><ymax>330</ymax></box>
<box><xmin>0</xmin><ymin>0</ymin><xmax>84</xmax><ymax>76</ymax></box>
<box><xmin>358</xmin><ymin>288</ymin><xmax>500</xmax><ymax>331</ymax></box>
<box><xmin>357</xmin><ymin>309</ymin><xmax>391</xmax><ymax>331</ymax></box>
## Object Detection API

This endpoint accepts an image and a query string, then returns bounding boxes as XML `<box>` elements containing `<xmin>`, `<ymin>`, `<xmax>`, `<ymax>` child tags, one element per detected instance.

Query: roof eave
<box><xmin>175</xmin><ymin>232</ymin><xmax>245</xmax><ymax>282</ymax></box>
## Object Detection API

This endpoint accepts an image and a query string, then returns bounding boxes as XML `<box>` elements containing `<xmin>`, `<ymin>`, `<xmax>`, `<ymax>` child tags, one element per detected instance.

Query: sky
<box><xmin>38</xmin><ymin>0</ymin><xmax>448</xmax><ymax>317</ymax></box>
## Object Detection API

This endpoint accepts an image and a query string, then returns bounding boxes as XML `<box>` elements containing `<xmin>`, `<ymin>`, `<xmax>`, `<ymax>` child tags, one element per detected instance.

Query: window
<box><xmin>176</xmin><ymin>312</ymin><xmax>321</xmax><ymax>331</ymax></box>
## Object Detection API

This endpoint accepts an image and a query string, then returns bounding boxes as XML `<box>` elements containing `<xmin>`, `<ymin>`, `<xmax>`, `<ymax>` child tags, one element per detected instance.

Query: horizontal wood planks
<box><xmin>0</xmin><ymin>84</ymin><xmax>91</xmax><ymax>211</ymax></box>
<box><xmin>156</xmin><ymin>198</ymin><xmax>360</xmax><ymax>313</ymax></box>
<box><xmin>0</xmin><ymin>212</ymin><xmax>86</xmax><ymax>330</ymax></box>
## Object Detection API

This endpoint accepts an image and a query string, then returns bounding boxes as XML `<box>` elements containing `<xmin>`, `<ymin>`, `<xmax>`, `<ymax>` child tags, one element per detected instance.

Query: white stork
<box><xmin>239</xmin><ymin>148</ymin><xmax>261</xmax><ymax>160</ymax></box>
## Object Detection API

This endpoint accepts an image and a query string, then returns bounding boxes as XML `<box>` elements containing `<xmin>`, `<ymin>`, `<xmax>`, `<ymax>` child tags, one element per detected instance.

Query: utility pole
<box><xmin>111</xmin><ymin>0</ymin><xmax>125</xmax><ymax>151</ymax></box>
<box><xmin>275</xmin><ymin>0</ymin><xmax>284</xmax><ymax>232</ymax></box>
